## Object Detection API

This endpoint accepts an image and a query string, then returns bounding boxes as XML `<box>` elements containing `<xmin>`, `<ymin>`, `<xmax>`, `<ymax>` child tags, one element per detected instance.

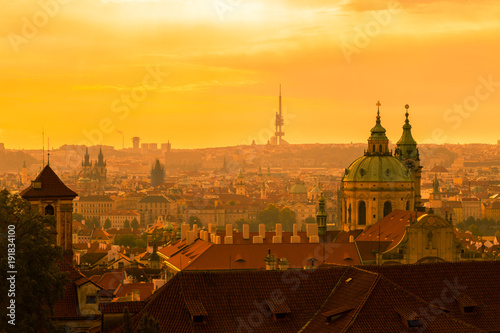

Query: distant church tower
<box><xmin>316</xmin><ymin>193</ymin><xmax>327</xmax><ymax>236</ymax></box>
<box><xmin>236</xmin><ymin>170</ymin><xmax>246</xmax><ymax>196</ymax></box>
<box><xmin>395</xmin><ymin>104</ymin><xmax>424</xmax><ymax>211</ymax></box>
<box><xmin>151</xmin><ymin>159</ymin><xmax>166</xmax><ymax>187</ymax></box>
<box><xmin>94</xmin><ymin>146</ymin><xmax>107</xmax><ymax>192</ymax></box>
<box><xmin>82</xmin><ymin>147</ymin><xmax>92</xmax><ymax>178</ymax></box>
<box><xmin>21</xmin><ymin>161</ymin><xmax>28</xmax><ymax>185</ymax></box>
<box><xmin>20</xmin><ymin>165</ymin><xmax>78</xmax><ymax>253</ymax></box>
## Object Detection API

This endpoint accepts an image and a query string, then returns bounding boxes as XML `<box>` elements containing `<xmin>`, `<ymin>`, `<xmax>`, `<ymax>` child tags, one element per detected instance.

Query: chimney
<box><xmin>181</xmin><ymin>224</ymin><xmax>190</xmax><ymax>240</ymax></box>
<box><xmin>259</xmin><ymin>224</ymin><xmax>266</xmax><ymax>239</ymax></box>
<box><xmin>253</xmin><ymin>235</ymin><xmax>263</xmax><ymax>244</ymax></box>
<box><xmin>278</xmin><ymin>258</ymin><xmax>289</xmax><ymax>270</ymax></box>
<box><xmin>208</xmin><ymin>223</ymin><xmax>217</xmax><ymax>234</ymax></box>
<box><xmin>200</xmin><ymin>230</ymin><xmax>208</xmax><ymax>242</ymax></box>
<box><xmin>272</xmin><ymin>236</ymin><xmax>282</xmax><ymax>244</ymax></box>
<box><xmin>307</xmin><ymin>224</ymin><xmax>318</xmax><ymax>238</ymax></box>
<box><xmin>192</xmin><ymin>224</ymin><xmax>198</xmax><ymax>236</ymax></box>
<box><xmin>264</xmin><ymin>249</ymin><xmax>277</xmax><ymax>270</ymax></box>
<box><xmin>215</xmin><ymin>235</ymin><xmax>221</xmax><ymax>244</ymax></box>
<box><xmin>275</xmin><ymin>223</ymin><xmax>282</xmax><ymax>238</ymax></box>
<box><xmin>186</xmin><ymin>230</ymin><xmax>196</xmax><ymax>245</ymax></box>
<box><xmin>309</xmin><ymin>235</ymin><xmax>319</xmax><ymax>243</ymax></box>
<box><xmin>210</xmin><ymin>233</ymin><xmax>215</xmax><ymax>243</ymax></box>
<box><xmin>226</xmin><ymin>224</ymin><xmax>233</xmax><ymax>237</ymax></box>
<box><xmin>349</xmin><ymin>235</ymin><xmax>354</xmax><ymax>243</ymax></box>
<box><xmin>243</xmin><ymin>224</ymin><xmax>249</xmax><ymax>240</ymax></box>
<box><xmin>75</xmin><ymin>253</ymin><xmax>81</xmax><ymax>265</ymax></box>
<box><xmin>291</xmin><ymin>235</ymin><xmax>301</xmax><ymax>243</ymax></box>
<box><xmin>152</xmin><ymin>279</ymin><xmax>165</xmax><ymax>290</ymax></box>
<box><xmin>293</xmin><ymin>224</ymin><xmax>298</xmax><ymax>236</ymax></box>
<box><xmin>130</xmin><ymin>253</ymin><xmax>135</xmax><ymax>262</ymax></box>
<box><xmin>114</xmin><ymin>252</ymin><xmax>119</xmax><ymax>261</ymax></box>
<box><xmin>132</xmin><ymin>289</ymin><xmax>140</xmax><ymax>301</ymax></box>
<box><xmin>107</xmin><ymin>249</ymin><xmax>113</xmax><ymax>262</ymax></box>
<box><xmin>224</xmin><ymin>236</ymin><xmax>233</xmax><ymax>244</ymax></box>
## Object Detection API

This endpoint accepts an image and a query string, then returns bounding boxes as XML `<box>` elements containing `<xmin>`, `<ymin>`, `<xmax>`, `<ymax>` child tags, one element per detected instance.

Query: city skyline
<box><xmin>1</xmin><ymin>0</ymin><xmax>500</xmax><ymax>150</ymax></box>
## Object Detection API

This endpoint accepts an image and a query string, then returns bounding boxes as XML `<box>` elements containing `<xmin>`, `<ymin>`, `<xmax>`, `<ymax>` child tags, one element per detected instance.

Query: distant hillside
<box><xmin>0</xmin><ymin>150</ymin><xmax>40</xmax><ymax>173</ymax></box>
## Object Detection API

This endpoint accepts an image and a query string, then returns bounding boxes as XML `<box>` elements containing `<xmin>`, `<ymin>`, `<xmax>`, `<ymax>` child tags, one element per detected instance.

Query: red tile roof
<box><xmin>114</xmin><ymin>282</ymin><xmax>154</xmax><ymax>301</ymax></box>
<box><xmin>20</xmin><ymin>165</ymin><xmax>78</xmax><ymax>199</ymax></box>
<box><xmin>108</xmin><ymin>262</ymin><xmax>500</xmax><ymax>333</ymax></box>
<box><xmin>356</xmin><ymin>210</ymin><xmax>425</xmax><ymax>251</ymax></box>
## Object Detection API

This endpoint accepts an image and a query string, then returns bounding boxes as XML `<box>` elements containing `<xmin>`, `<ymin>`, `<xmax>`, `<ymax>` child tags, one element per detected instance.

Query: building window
<box><xmin>86</xmin><ymin>296</ymin><xmax>96</xmax><ymax>304</ymax></box>
<box><xmin>406</xmin><ymin>200</ymin><xmax>410</xmax><ymax>211</ymax></box>
<box><xmin>45</xmin><ymin>205</ymin><xmax>55</xmax><ymax>216</ymax></box>
<box><xmin>358</xmin><ymin>201</ymin><xmax>366</xmax><ymax>225</ymax></box>
<box><xmin>383</xmin><ymin>201</ymin><xmax>392</xmax><ymax>217</ymax></box>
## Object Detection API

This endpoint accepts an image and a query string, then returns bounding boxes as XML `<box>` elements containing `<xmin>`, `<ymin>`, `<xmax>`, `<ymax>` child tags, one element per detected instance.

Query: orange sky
<box><xmin>1</xmin><ymin>0</ymin><xmax>500</xmax><ymax>149</ymax></box>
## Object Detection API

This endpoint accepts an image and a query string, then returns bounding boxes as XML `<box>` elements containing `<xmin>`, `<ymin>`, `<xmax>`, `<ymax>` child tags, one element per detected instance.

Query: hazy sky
<box><xmin>1</xmin><ymin>0</ymin><xmax>500</xmax><ymax>149</ymax></box>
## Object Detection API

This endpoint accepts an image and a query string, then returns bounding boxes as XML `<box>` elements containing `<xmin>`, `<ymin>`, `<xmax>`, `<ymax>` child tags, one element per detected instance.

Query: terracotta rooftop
<box><xmin>356</xmin><ymin>210</ymin><xmax>425</xmax><ymax>251</ymax></box>
<box><xmin>110</xmin><ymin>262</ymin><xmax>500</xmax><ymax>333</ymax></box>
<box><xmin>114</xmin><ymin>282</ymin><xmax>155</xmax><ymax>301</ymax></box>
<box><xmin>20</xmin><ymin>165</ymin><xmax>78</xmax><ymax>199</ymax></box>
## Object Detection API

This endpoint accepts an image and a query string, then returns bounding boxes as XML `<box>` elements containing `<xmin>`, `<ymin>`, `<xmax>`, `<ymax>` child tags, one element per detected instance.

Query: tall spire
<box><xmin>367</xmin><ymin>101</ymin><xmax>389</xmax><ymax>155</ymax></box>
<box><xmin>396</xmin><ymin>104</ymin><xmax>418</xmax><ymax>159</ymax></box>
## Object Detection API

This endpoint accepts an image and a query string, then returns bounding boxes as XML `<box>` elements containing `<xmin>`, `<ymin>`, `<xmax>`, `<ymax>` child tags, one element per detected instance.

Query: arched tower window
<box><xmin>379</xmin><ymin>144</ymin><xmax>382</xmax><ymax>153</ymax></box>
<box><xmin>406</xmin><ymin>200</ymin><xmax>410</xmax><ymax>211</ymax></box>
<box><xmin>372</xmin><ymin>145</ymin><xmax>375</xmax><ymax>152</ymax></box>
<box><xmin>358</xmin><ymin>201</ymin><xmax>366</xmax><ymax>225</ymax></box>
<box><xmin>45</xmin><ymin>205</ymin><xmax>55</xmax><ymax>216</ymax></box>
<box><xmin>383</xmin><ymin>201</ymin><xmax>392</xmax><ymax>217</ymax></box>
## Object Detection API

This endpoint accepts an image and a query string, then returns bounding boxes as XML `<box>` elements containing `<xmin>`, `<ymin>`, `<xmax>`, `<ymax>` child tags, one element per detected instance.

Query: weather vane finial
<box><xmin>405</xmin><ymin>104</ymin><xmax>410</xmax><ymax>121</ymax></box>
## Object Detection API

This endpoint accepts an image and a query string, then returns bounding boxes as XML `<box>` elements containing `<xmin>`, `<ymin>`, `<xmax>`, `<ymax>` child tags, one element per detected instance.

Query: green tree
<box><xmin>115</xmin><ymin>234</ymin><xmax>138</xmax><ymax>248</ymax></box>
<box><xmin>0</xmin><ymin>190</ymin><xmax>68</xmax><ymax>332</ymax></box>
<box><xmin>465</xmin><ymin>216</ymin><xmax>476</xmax><ymax>229</ymax></box>
<box><xmin>124</xmin><ymin>219</ymin><xmax>131</xmax><ymax>229</ymax></box>
<box><xmin>234</xmin><ymin>218</ymin><xmax>248</xmax><ymax>232</ymax></box>
<box><xmin>131</xmin><ymin>218</ymin><xmax>139</xmax><ymax>229</ymax></box>
<box><xmin>136</xmin><ymin>312</ymin><xmax>160</xmax><ymax>333</ymax></box>
<box><xmin>135</xmin><ymin>239</ymin><xmax>147</xmax><ymax>248</ymax></box>
<box><xmin>256</xmin><ymin>204</ymin><xmax>280</xmax><ymax>229</ymax></box>
<box><xmin>123</xmin><ymin>306</ymin><xmax>133</xmax><ymax>333</ymax></box>
<box><xmin>456</xmin><ymin>221</ymin><xmax>466</xmax><ymax>231</ymax></box>
<box><xmin>468</xmin><ymin>224</ymin><xmax>483</xmax><ymax>237</ymax></box>
<box><xmin>279</xmin><ymin>207</ymin><xmax>296</xmax><ymax>232</ymax></box>
<box><xmin>72</xmin><ymin>213</ymin><xmax>84</xmax><ymax>222</ymax></box>
<box><xmin>104</xmin><ymin>218</ymin><xmax>111</xmax><ymax>229</ymax></box>
<box><xmin>189</xmin><ymin>215</ymin><xmax>202</xmax><ymax>228</ymax></box>
<box><xmin>304</xmin><ymin>216</ymin><xmax>316</xmax><ymax>224</ymax></box>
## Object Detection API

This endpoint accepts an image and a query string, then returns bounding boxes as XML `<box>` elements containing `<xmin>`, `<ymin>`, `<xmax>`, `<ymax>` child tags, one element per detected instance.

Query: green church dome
<box><xmin>290</xmin><ymin>182</ymin><xmax>307</xmax><ymax>194</ymax></box>
<box><xmin>343</xmin><ymin>155</ymin><xmax>413</xmax><ymax>183</ymax></box>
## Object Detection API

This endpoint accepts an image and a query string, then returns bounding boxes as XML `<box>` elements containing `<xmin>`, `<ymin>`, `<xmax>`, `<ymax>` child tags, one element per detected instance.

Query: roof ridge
<box><xmin>340</xmin><ymin>271</ymin><xmax>381</xmax><ymax>333</ymax></box>
<box><xmin>297</xmin><ymin>266</ymin><xmax>351</xmax><ymax>333</ymax></box>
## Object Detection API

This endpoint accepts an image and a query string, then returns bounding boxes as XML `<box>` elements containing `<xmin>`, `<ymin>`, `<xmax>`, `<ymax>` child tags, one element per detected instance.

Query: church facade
<box><xmin>78</xmin><ymin>147</ymin><xmax>107</xmax><ymax>193</ymax></box>
<box><xmin>341</xmin><ymin>103</ymin><xmax>422</xmax><ymax>231</ymax></box>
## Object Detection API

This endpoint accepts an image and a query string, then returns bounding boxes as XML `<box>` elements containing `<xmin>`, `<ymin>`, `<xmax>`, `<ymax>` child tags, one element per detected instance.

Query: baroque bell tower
<box><xmin>20</xmin><ymin>165</ymin><xmax>78</xmax><ymax>253</ymax></box>
<box><xmin>395</xmin><ymin>104</ymin><xmax>423</xmax><ymax>211</ymax></box>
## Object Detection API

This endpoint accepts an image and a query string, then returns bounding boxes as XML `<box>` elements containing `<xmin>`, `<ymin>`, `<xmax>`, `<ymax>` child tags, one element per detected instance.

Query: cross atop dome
<box><xmin>376</xmin><ymin>101</ymin><xmax>381</xmax><ymax>118</ymax></box>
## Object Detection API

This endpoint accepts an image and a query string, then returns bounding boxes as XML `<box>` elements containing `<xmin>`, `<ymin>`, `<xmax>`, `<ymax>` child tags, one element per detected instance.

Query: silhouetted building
<box><xmin>20</xmin><ymin>165</ymin><xmax>78</xmax><ymax>252</ymax></box>
<box><xmin>151</xmin><ymin>159</ymin><xmax>166</xmax><ymax>187</ymax></box>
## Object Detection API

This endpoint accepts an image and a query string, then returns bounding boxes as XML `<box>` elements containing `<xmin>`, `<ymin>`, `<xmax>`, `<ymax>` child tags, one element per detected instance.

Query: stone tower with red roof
<box><xmin>20</xmin><ymin>165</ymin><xmax>78</xmax><ymax>253</ymax></box>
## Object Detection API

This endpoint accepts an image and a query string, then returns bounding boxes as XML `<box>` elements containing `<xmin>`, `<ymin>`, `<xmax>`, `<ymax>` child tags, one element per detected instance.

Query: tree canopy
<box><xmin>0</xmin><ymin>189</ymin><xmax>68</xmax><ymax>332</ymax></box>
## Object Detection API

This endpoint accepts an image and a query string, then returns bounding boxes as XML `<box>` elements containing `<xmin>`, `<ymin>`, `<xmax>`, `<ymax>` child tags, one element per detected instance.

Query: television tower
<box><xmin>274</xmin><ymin>85</ymin><xmax>284</xmax><ymax>145</ymax></box>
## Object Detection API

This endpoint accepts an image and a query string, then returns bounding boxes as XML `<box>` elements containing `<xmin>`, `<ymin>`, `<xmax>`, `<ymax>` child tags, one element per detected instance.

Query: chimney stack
<box><xmin>293</xmin><ymin>223</ymin><xmax>298</xmax><ymax>236</ymax></box>
<box><xmin>259</xmin><ymin>224</ymin><xmax>266</xmax><ymax>239</ymax></box>
<box><xmin>186</xmin><ymin>230</ymin><xmax>196</xmax><ymax>245</ymax></box>
<box><xmin>181</xmin><ymin>224</ymin><xmax>190</xmax><ymax>240</ymax></box>
<box><xmin>226</xmin><ymin>224</ymin><xmax>233</xmax><ymax>237</ymax></box>
<box><xmin>307</xmin><ymin>224</ymin><xmax>318</xmax><ymax>238</ymax></box>
<box><xmin>243</xmin><ymin>224</ymin><xmax>249</xmax><ymax>239</ymax></box>
<box><xmin>275</xmin><ymin>223</ymin><xmax>282</xmax><ymax>238</ymax></box>
<box><xmin>253</xmin><ymin>235</ymin><xmax>263</xmax><ymax>244</ymax></box>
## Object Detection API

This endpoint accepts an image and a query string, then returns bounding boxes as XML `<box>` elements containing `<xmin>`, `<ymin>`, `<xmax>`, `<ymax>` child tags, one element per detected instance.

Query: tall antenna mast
<box><xmin>274</xmin><ymin>84</ymin><xmax>284</xmax><ymax>145</ymax></box>
<box><xmin>42</xmin><ymin>128</ymin><xmax>45</xmax><ymax>166</ymax></box>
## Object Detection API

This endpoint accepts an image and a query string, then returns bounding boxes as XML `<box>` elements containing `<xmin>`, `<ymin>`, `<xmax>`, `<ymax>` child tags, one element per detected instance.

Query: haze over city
<box><xmin>1</xmin><ymin>0</ymin><xmax>500</xmax><ymax>149</ymax></box>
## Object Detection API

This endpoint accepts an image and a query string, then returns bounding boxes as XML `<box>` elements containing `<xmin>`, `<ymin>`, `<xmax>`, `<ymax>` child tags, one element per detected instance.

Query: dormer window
<box><xmin>265</xmin><ymin>299</ymin><xmax>291</xmax><ymax>321</ymax></box>
<box><xmin>453</xmin><ymin>293</ymin><xmax>478</xmax><ymax>314</ymax></box>
<box><xmin>32</xmin><ymin>181</ymin><xmax>42</xmax><ymax>189</ymax></box>
<box><xmin>395</xmin><ymin>308</ymin><xmax>422</xmax><ymax>328</ymax></box>
<box><xmin>322</xmin><ymin>306</ymin><xmax>354</xmax><ymax>324</ymax></box>
<box><xmin>185</xmin><ymin>299</ymin><xmax>208</xmax><ymax>324</ymax></box>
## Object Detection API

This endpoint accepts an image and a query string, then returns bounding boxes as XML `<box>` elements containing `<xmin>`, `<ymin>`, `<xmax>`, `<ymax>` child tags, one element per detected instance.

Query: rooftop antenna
<box><xmin>47</xmin><ymin>137</ymin><xmax>50</xmax><ymax>166</ymax></box>
<box><xmin>42</xmin><ymin>128</ymin><xmax>45</xmax><ymax>166</ymax></box>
